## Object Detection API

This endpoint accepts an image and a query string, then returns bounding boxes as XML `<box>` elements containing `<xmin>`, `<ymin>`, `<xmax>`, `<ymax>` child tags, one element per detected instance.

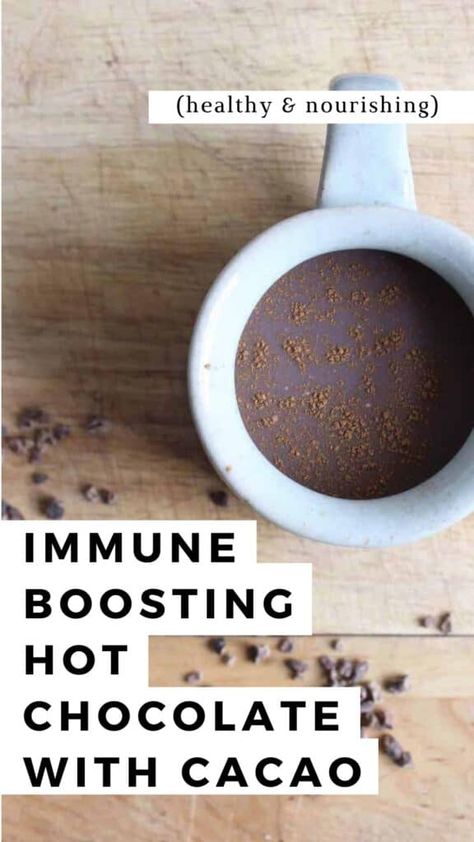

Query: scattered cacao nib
<box><xmin>384</xmin><ymin>674</ymin><xmax>411</xmax><ymax>694</ymax></box>
<box><xmin>364</xmin><ymin>680</ymin><xmax>382</xmax><ymax>703</ymax></box>
<box><xmin>318</xmin><ymin>654</ymin><xmax>335</xmax><ymax>674</ymax></box>
<box><xmin>37</xmin><ymin>427</ymin><xmax>54</xmax><ymax>443</ymax></box>
<box><xmin>438</xmin><ymin>612</ymin><xmax>452</xmax><ymax>635</ymax></box>
<box><xmin>18</xmin><ymin>407</ymin><xmax>50</xmax><ymax>429</ymax></box>
<box><xmin>209</xmin><ymin>637</ymin><xmax>226</xmax><ymax>655</ymax></box>
<box><xmin>52</xmin><ymin>423</ymin><xmax>71</xmax><ymax>441</ymax></box>
<box><xmin>330</xmin><ymin>638</ymin><xmax>343</xmax><ymax>651</ymax></box>
<box><xmin>320</xmin><ymin>655</ymin><xmax>369</xmax><ymax>687</ymax></box>
<box><xmin>373</xmin><ymin>708</ymin><xmax>395</xmax><ymax>730</ymax></box>
<box><xmin>419</xmin><ymin>611</ymin><xmax>452</xmax><ymax>634</ymax></box>
<box><xmin>317</xmin><ymin>645</ymin><xmax>409</xmax><ymax>769</ymax></box>
<box><xmin>361</xmin><ymin>710</ymin><xmax>375</xmax><ymax>729</ymax></box>
<box><xmin>2</xmin><ymin>500</ymin><xmax>24</xmax><ymax>520</ymax></box>
<box><xmin>5</xmin><ymin>435</ymin><xmax>29</xmax><ymax>455</ymax></box>
<box><xmin>418</xmin><ymin>614</ymin><xmax>436</xmax><ymax>628</ymax></box>
<box><xmin>351</xmin><ymin>659</ymin><xmax>369</xmax><ymax>682</ymax></box>
<box><xmin>318</xmin><ymin>655</ymin><xmax>340</xmax><ymax>686</ymax></box>
<box><xmin>99</xmin><ymin>488</ymin><xmax>116</xmax><ymax>504</ymax></box>
<box><xmin>277</xmin><ymin>637</ymin><xmax>294</xmax><ymax>654</ymax></box>
<box><xmin>327</xmin><ymin>669</ymin><xmax>340</xmax><ymax>687</ymax></box>
<box><xmin>184</xmin><ymin>670</ymin><xmax>202</xmax><ymax>684</ymax></box>
<box><xmin>85</xmin><ymin>415</ymin><xmax>111</xmax><ymax>434</ymax></box>
<box><xmin>5</xmin><ymin>412</ymin><xmax>71</xmax><ymax>471</ymax></box>
<box><xmin>208</xmin><ymin>489</ymin><xmax>229</xmax><ymax>507</ymax></box>
<box><xmin>248</xmin><ymin>644</ymin><xmax>270</xmax><ymax>664</ymax></box>
<box><xmin>285</xmin><ymin>658</ymin><xmax>309</xmax><ymax>679</ymax></box>
<box><xmin>397</xmin><ymin>750</ymin><xmax>413</xmax><ymax>768</ymax></box>
<box><xmin>82</xmin><ymin>484</ymin><xmax>100</xmax><ymax>503</ymax></box>
<box><xmin>380</xmin><ymin>733</ymin><xmax>404</xmax><ymax>763</ymax></box>
<box><xmin>337</xmin><ymin>658</ymin><xmax>354</xmax><ymax>680</ymax></box>
<box><xmin>28</xmin><ymin>446</ymin><xmax>43</xmax><ymax>464</ymax></box>
<box><xmin>31</xmin><ymin>472</ymin><xmax>49</xmax><ymax>485</ymax></box>
<box><xmin>221</xmin><ymin>652</ymin><xmax>236</xmax><ymax>667</ymax></box>
<box><xmin>42</xmin><ymin>497</ymin><xmax>64</xmax><ymax>520</ymax></box>
<box><xmin>33</xmin><ymin>428</ymin><xmax>56</xmax><ymax>449</ymax></box>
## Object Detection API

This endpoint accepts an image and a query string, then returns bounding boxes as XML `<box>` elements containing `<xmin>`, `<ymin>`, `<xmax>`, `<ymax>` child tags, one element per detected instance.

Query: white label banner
<box><xmin>3</xmin><ymin>686</ymin><xmax>378</xmax><ymax>794</ymax></box>
<box><xmin>148</xmin><ymin>90</ymin><xmax>474</xmax><ymax>124</ymax></box>
<box><xmin>1</xmin><ymin>521</ymin><xmax>384</xmax><ymax>797</ymax></box>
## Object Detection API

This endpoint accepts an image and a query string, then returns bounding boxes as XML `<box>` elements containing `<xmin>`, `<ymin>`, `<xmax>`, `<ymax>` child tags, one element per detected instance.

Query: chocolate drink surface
<box><xmin>235</xmin><ymin>249</ymin><xmax>474</xmax><ymax>499</ymax></box>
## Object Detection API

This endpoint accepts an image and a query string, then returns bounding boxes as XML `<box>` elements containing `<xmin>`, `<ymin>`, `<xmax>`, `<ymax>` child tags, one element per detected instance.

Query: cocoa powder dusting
<box><xmin>252</xmin><ymin>339</ymin><xmax>269</xmax><ymax>369</ymax></box>
<box><xmin>326</xmin><ymin>345</ymin><xmax>351</xmax><ymax>364</ymax></box>
<box><xmin>290</xmin><ymin>301</ymin><xmax>308</xmax><ymax>324</ymax></box>
<box><xmin>235</xmin><ymin>249</ymin><xmax>474</xmax><ymax>499</ymax></box>
<box><xmin>283</xmin><ymin>337</ymin><xmax>313</xmax><ymax>370</ymax></box>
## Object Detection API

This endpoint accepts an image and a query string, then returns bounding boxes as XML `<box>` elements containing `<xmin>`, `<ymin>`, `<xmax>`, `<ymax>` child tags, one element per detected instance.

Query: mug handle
<box><xmin>316</xmin><ymin>73</ymin><xmax>417</xmax><ymax>210</ymax></box>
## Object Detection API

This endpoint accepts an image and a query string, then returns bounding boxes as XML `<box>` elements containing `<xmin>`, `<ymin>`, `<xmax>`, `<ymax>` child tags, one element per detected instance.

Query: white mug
<box><xmin>188</xmin><ymin>73</ymin><xmax>474</xmax><ymax>548</ymax></box>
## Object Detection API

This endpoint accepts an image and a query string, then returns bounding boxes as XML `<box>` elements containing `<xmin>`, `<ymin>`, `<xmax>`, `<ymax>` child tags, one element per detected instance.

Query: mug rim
<box><xmin>188</xmin><ymin>205</ymin><xmax>474</xmax><ymax>547</ymax></box>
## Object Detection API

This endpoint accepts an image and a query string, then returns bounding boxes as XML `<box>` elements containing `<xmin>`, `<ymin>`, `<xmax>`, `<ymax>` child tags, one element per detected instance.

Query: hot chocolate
<box><xmin>235</xmin><ymin>249</ymin><xmax>474</xmax><ymax>500</ymax></box>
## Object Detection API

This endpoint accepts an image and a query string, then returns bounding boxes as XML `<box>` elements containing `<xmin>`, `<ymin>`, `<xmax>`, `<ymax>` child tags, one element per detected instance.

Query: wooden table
<box><xmin>3</xmin><ymin>0</ymin><xmax>474</xmax><ymax>839</ymax></box>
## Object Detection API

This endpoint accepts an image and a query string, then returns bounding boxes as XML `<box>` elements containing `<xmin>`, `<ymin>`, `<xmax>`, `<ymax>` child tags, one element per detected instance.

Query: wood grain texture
<box><xmin>4</xmin><ymin>636</ymin><xmax>474</xmax><ymax>841</ymax></box>
<box><xmin>3</xmin><ymin>0</ymin><xmax>474</xmax><ymax>839</ymax></box>
<box><xmin>148</xmin><ymin>634</ymin><xmax>474</xmax><ymax>696</ymax></box>
<box><xmin>3</xmin><ymin>0</ymin><xmax>474</xmax><ymax>635</ymax></box>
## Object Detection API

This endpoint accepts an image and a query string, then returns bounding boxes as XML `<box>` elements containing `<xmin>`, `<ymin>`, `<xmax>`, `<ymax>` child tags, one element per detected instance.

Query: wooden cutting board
<box><xmin>3</xmin><ymin>0</ymin><xmax>474</xmax><ymax>839</ymax></box>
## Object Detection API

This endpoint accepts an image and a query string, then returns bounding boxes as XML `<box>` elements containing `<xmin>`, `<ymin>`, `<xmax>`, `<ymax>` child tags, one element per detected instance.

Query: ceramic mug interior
<box><xmin>189</xmin><ymin>204</ymin><xmax>474</xmax><ymax>547</ymax></box>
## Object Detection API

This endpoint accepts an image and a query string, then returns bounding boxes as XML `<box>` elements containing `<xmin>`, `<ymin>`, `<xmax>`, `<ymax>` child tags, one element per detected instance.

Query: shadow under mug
<box><xmin>188</xmin><ymin>73</ymin><xmax>474</xmax><ymax>548</ymax></box>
